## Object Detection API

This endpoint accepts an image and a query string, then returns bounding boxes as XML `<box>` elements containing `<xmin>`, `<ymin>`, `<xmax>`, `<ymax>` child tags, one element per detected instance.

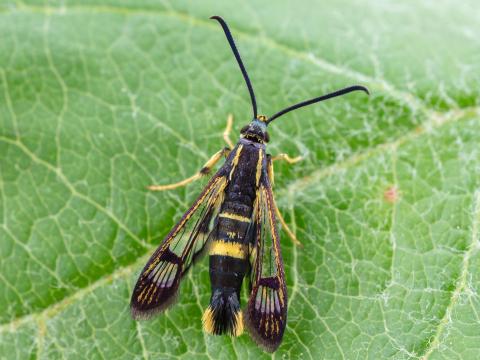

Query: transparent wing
<box><xmin>131</xmin><ymin>174</ymin><xmax>227</xmax><ymax>319</ymax></box>
<box><xmin>246</xmin><ymin>175</ymin><xmax>287</xmax><ymax>352</ymax></box>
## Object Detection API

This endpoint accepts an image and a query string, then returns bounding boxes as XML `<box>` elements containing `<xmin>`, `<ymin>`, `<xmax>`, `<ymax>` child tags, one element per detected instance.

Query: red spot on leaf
<box><xmin>384</xmin><ymin>186</ymin><xmax>400</xmax><ymax>203</ymax></box>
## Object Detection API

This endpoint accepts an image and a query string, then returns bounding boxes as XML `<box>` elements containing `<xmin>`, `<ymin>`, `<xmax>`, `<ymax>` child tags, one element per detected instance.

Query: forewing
<box><xmin>131</xmin><ymin>174</ymin><xmax>227</xmax><ymax>319</ymax></box>
<box><xmin>246</xmin><ymin>176</ymin><xmax>287</xmax><ymax>352</ymax></box>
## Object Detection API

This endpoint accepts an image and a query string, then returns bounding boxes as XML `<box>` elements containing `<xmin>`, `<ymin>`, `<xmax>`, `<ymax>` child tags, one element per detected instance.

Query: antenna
<box><xmin>210</xmin><ymin>16</ymin><xmax>258</xmax><ymax>118</ymax></box>
<box><xmin>267</xmin><ymin>85</ymin><xmax>369</xmax><ymax>124</ymax></box>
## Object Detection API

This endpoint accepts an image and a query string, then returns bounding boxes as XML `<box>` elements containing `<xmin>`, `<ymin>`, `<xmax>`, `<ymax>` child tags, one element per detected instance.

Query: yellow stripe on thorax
<box><xmin>228</xmin><ymin>144</ymin><xmax>243</xmax><ymax>180</ymax></box>
<box><xmin>218</xmin><ymin>212</ymin><xmax>250</xmax><ymax>223</ymax></box>
<box><xmin>255</xmin><ymin>150</ymin><xmax>264</xmax><ymax>187</ymax></box>
<box><xmin>210</xmin><ymin>240</ymin><xmax>247</xmax><ymax>259</ymax></box>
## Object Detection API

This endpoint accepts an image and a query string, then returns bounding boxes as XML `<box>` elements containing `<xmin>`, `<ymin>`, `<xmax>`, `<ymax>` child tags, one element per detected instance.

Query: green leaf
<box><xmin>1</xmin><ymin>1</ymin><xmax>479</xmax><ymax>359</ymax></box>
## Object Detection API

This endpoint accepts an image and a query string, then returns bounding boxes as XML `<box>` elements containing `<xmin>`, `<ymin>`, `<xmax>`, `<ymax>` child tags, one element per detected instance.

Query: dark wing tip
<box><xmin>244</xmin><ymin>309</ymin><xmax>283</xmax><ymax>353</ymax></box>
<box><xmin>130</xmin><ymin>289</ymin><xmax>180</xmax><ymax>320</ymax></box>
<box><xmin>130</xmin><ymin>306</ymin><xmax>158</xmax><ymax>321</ymax></box>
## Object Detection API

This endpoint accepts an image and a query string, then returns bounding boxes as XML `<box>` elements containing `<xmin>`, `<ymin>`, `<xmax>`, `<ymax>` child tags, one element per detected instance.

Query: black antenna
<box><xmin>210</xmin><ymin>16</ymin><xmax>258</xmax><ymax>118</ymax></box>
<box><xmin>267</xmin><ymin>85</ymin><xmax>369</xmax><ymax>124</ymax></box>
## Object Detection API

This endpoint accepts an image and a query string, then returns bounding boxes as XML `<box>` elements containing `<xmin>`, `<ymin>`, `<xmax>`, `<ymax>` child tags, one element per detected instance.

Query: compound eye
<box><xmin>240</xmin><ymin>125</ymin><xmax>249</xmax><ymax>134</ymax></box>
<box><xmin>264</xmin><ymin>132</ymin><xmax>270</xmax><ymax>143</ymax></box>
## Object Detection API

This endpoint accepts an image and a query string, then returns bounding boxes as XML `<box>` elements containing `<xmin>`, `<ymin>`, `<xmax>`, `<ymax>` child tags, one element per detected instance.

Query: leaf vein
<box><xmin>11</xmin><ymin>2</ymin><xmax>432</xmax><ymax>114</ymax></box>
<box><xmin>419</xmin><ymin>190</ymin><xmax>480</xmax><ymax>359</ymax></box>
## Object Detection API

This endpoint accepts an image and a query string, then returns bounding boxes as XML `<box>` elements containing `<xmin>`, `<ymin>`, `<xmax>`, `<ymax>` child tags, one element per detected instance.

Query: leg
<box><xmin>149</xmin><ymin>114</ymin><xmax>234</xmax><ymax>192</ymax></box>
<box><xmin>223</xmin><ymin>114</ymin><xmax>234</xmax><ymax>149</ymax></box>
<box><xmin>275</xmin><ymin>206</ymin><xmax>302</xmax><ymax>247</ymax></box>
<box><xmin>148</xmin><ymin>147</ymin><xmax>230</xmax><ymax>191</ymax></box>
<box><xmin>267</xmin><ymin>156</ymin><xmax>302</xmax><ymax>247</ymax></box>
<box><xmin>271</xmin><ymin>153</ymin><xmax>302</xmax><ymax>164</ymax></box>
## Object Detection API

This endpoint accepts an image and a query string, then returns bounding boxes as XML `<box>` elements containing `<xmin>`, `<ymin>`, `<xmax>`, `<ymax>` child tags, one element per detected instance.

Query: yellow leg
<box><xmin>271</xmin><ymin>153</ymin><xmax>303</xmax><ymax>164</ymax></box>
<box><xmin>275</xmin><ymin>206</ymin><xmax>302</xmax><ymax>247</ymax></box>
<box><xmin>148</xmin><ymin>147</ymin><xmax>230</xmax><ymax>191</ymax></box>
<box><xmin>267</xmin><ymin>156</ymin><xmax>302</xmax><ymax>247</ymax></box>
<box><xmin>223</xmin><ymin>114</ymin><xmax>234</xmax><ymax>149</ymax></box>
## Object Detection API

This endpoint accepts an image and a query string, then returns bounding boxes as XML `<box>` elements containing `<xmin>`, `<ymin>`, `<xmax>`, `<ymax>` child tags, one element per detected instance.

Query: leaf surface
<box><xmin>1</xmin><ymin>1</ymin><xmax>479</xmax><ymax>359</ymax></box>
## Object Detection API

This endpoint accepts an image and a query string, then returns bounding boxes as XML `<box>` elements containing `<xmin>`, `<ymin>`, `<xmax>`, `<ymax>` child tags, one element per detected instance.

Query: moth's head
<box><xmin>240</xmin><ymin>115</ymin><xmax>270</xmax><ymax>143</ymax></box>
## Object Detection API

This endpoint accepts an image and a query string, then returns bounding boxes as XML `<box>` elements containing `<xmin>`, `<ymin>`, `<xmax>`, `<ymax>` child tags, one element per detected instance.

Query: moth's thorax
<box><xmin>225</xmin><ymin>143</ymin><xmax>265</xmax><ymax>205</ymax></box>
<box><xmin>239</xmin><ymin>117</ymin><xmax>270</xmax><ymax>143</ymax></box>
<box><xmin>239</xmin><ymin>138</ymin><xmax>266</xmax><ymax>149</ymax></box>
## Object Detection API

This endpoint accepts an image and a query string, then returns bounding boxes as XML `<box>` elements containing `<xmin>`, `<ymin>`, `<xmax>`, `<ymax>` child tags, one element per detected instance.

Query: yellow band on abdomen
<box><xmin>210</xmin><ymin>240</ymin><xmax>247</xmax><ymax>259</ymax></box>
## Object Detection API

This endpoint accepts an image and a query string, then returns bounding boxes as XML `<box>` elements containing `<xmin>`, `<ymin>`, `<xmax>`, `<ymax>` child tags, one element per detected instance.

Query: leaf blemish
<box><xmin>384</xmin><ymin>186</ymin><xmax>400</xmax><ymax>203</ymax></box>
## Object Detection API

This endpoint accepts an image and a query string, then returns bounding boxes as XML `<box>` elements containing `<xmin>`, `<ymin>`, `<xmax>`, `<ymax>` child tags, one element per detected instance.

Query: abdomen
<box><xmin>202</xmin><ymin>142</ymin><xmax>263</xmax><ymax>337</ymax></box>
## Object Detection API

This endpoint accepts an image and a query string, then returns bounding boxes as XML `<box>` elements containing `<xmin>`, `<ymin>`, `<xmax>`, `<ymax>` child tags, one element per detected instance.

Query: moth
<box><xmin>131</xmin><ymin>15</ymin><xmax>368</xmax><ymax>352</ymax></box>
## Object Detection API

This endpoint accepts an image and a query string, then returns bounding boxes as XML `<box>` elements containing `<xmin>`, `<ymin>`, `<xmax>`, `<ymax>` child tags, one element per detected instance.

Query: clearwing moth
<box><xmin>130</xmin><ymin>15</ymin><xmax>369</xmax><ymax>352</ymax></box>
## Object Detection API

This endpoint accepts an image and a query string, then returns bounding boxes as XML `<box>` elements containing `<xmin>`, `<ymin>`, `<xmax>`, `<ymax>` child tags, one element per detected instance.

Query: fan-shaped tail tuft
<box><xmin>202</xmin><ymin>290</ymin><xmax>243</xmax><ymax>336</ymax></box>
